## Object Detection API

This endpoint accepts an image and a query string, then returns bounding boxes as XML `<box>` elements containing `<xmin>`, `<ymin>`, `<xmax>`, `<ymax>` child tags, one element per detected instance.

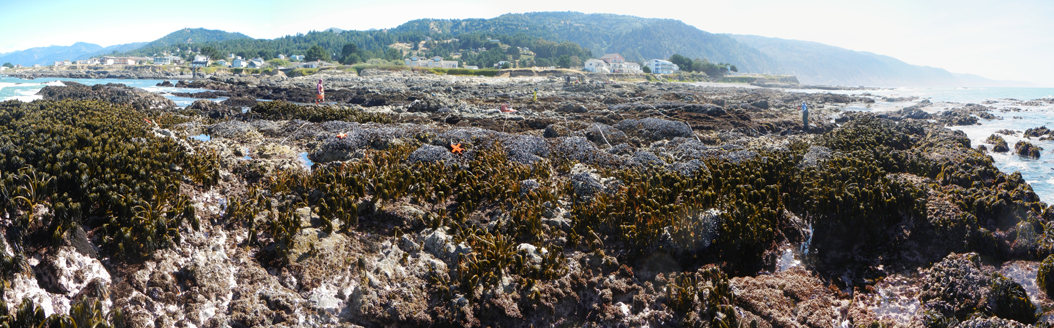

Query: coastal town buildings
<box><xmin>646</xmin><ymin>59</ymin><xmax>679</xmax><ymax>74</ymax></box>
<box><xmin>405</xmin><ymin>56</ymin><xmax>458</xmax><ymax>69</ymax></box>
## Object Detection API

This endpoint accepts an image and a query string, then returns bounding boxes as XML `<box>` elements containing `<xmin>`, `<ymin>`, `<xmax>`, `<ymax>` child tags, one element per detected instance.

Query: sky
<box><xmin>1</xmin><ymin>0</ymin><xmax>1052</xmax><ymax>86</ymax></box>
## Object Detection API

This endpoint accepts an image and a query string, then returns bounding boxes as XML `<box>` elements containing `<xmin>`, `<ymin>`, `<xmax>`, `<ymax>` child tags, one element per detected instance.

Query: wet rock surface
<box><xmin>3</xmin><ymin>71</ymin><xmax>1054</xmax><ymax>327</ymax></box>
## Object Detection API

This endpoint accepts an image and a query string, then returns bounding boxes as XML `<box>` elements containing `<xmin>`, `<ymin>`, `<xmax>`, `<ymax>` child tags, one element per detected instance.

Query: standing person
<box><xmin>316</xmin><ymin>78</ymin><xmax>325</xmax><ymax>105</ymax></box>
<box><xmin>801</xmin><ymin>101</ymin><xmax>809</xmax><ymax>132</ymax></box>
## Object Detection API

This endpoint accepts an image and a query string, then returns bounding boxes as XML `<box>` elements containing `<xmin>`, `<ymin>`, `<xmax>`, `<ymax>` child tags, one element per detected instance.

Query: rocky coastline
<box><xmin>0</xmin><ymin>69</ymin><xmax>1052</xmax><ymax>327</ymax></box>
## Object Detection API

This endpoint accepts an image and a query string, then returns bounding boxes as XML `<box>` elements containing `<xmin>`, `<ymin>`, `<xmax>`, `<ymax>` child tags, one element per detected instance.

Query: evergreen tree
<box><xmin>305</xmin><ymin>45</ymin><xmax>330</xmax><ymax>62</ymax></box>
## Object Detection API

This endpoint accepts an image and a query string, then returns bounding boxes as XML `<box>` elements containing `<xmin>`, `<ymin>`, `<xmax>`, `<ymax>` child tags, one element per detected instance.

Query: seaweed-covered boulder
<box><xmin>1023</xmin><ymin>126</ymin><xmax>1050</xmax><ymax>138</ymax></box>
<box><xmin>187</xmin><ymin>100</ymin><xmax>234</xmax><ymax>119</ymax></box>
<box><xmin>543</xmin><ymin>124</ymin><xmax>570</xmax><ymax>138</ymax></box>
<box><xmin>38</xmin><ymin>81</ymin><xmax>176</xmax><ymax>110</ymax></box>
<box><xmin>938</xmin><ymin>110</ymin><xmax>978</xmax><ymax>126</ymax></box>
<box><xmin>988</xmin><ymin>273</ymin><xmax>1037</xmax><ymax>324</ymax></box>
<box><xmin>222</xmin><ymin>96</ymin><xmax>258</xmax><ymax>108</ymax></box>
<box><xmin>986</xmin><ymin>134</ymin><xmax>1010</xmax><ymax>153</ymax></box>
<box><xmin>896</xmin><ymin>106</ymin><xmax>932</xmax><ymax>119</ymax></box>
<box><xmin>1013</xmin><ymin>141</ymin><xmax>1041</xmax><ymax>159</ymax></box>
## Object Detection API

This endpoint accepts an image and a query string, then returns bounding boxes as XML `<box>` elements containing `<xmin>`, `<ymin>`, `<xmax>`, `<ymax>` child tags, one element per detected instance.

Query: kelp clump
<box><xmin>0</xmin><ymin>99</ymin><xmax>218</xmax><ymax>261</ymax></box>
<box><xmin>247</xmin><ymin>100</ymin><xmax>391</xmax><ymax>123</ymax></box>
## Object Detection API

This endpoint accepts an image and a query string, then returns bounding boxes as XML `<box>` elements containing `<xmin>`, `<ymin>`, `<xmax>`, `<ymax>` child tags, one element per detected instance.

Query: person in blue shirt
<box><xmin>801</xmin><ymin>101</ymin><xmax>809</xmax><ymax>132</ymax></box>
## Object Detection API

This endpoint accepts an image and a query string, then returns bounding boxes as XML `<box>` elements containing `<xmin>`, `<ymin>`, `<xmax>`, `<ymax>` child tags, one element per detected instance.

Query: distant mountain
<box><xmin>0</xmin><ymin>42</ymin><xmax>101</xmax><ymax>66</ymax></box>
<box><xmin>125</xmin><ymin>28</ymin><xmax>251</xmax><ymax>56</ymax></box>
<box><xmin>0</xmin><ymin>41</ymin><xmax>150</xmax><ymax>66</ymax></box>
<box><xmin>729</xmin><ymin>35</ymin><xmax>1028</xmax><ymax>87</ymax></box>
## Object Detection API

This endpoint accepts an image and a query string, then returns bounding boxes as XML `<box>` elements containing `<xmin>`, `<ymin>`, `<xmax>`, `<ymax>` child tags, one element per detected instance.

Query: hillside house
<box><xmin>277</xmin><ymin>54</ymin><xmax>286</xmax><ymax>60</ymax></box>
<box><xmin>248</xmin><ymin>58</ymin><xmax>266</xmax><ymax>68</ymax></box>
<box><xmin>154</xmin><ymin>56</ymin><xmax>174</xmax><ymax>65</ymax></box>
<box><xmin>404</xmin><ymin>56</ymin><xmax>458</xmax><ymax>69</ymax></box>
<box><xmin>232</xmin><ymin>58</ymin><xmax>248</xmax><ymax>68</ymax></box>
<box><xmin>291</xmin><ymin>55</ymin><xmax>305</xmax><ymax>61</ymax></box>
<box><xmin>612</xmin><ymin>62</ymin><xmax>642</xmax><ymax>73</ymax></box>
<box><xmin>583</xmin><ymin>59</ymin><xmax>610</xmax><ymax>73</ymax></box>
<box><xmin>191</xmin><ymin>55</ymin><xmax>210</xmax><ymax>67</ymax></box>
<box><xmin>102</xmin><ymin>57</ymin><xmax>114</xmax><ymax>65</ymax></box>
<box><xmin>646</xmin><ymin>59</ymin><xmax>679</xmax><ymax>74</ymax></box>
<box><xmin>0</xmin><ymin>66</ymin><xmax>6</xmax><ymax>71</ymax></box>
<box><xmin>215</xmin><ymin>60</ymin><xmax>228</xmax><ymax>67</ymax></box>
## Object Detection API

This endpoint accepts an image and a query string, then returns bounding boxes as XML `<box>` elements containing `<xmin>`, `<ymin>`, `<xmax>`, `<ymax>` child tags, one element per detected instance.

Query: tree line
<box><xmin>668</xmin><ymin>54</ymin><xmax>738</xmax><ymax>77</ymax></box>
<box><xmin>118</xmin><ymin>29</ymin><xmax>590</xmax><ymax>69</ymax></box>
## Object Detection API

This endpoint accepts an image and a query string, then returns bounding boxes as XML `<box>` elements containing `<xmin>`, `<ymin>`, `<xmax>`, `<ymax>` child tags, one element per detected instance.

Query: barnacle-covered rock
<box><xmin>615</xmin><ymin>117</ymin><xmax>693</xmax><ymax>142</ymax></box>
<box><xmin>209</xmin><ymin>120</ymin><xmax>264</xmax><ymax>143</ymax></box>
<box><xmin>407</xmin><ymin>144</ymin><xmax>454</xmax><ymax>165</ymax></box>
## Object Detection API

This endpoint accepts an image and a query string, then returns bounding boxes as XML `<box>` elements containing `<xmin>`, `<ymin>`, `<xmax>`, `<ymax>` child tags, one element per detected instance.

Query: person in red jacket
<box><xmin>316</xmin><ymin>78</ymin><xmax>325</xmax><ymax>105</ymax></box>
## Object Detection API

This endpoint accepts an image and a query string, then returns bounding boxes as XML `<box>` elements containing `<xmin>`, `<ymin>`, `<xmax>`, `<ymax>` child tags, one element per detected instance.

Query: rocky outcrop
<box><xmin>37</xmin><ymin>81</ymin><xmax>176</xmax><ymax>110</ymax></box>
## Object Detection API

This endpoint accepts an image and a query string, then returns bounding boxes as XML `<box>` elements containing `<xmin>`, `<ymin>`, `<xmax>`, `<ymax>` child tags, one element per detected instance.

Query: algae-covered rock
<box><xmin>988</xmin><ymin>273</ymin><xmax>1036</xmax><ymax>324</ymax></box>
<box><xmin>1013</xmin><ymin>141</ymin><xmax>1041</xmax><ymax>158</ymax></box>
<box><xmin>1037</xmin><ymin>254</ymin><xmax>1054</xmax><ymax>297</ymax></box>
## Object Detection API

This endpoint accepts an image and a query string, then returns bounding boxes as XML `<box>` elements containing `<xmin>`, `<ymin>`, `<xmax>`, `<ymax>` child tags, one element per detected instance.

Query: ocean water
<box><xmin>0</xmin><ymin>76</ymin><xmax>225</xmax><ymax>107</ymax></box>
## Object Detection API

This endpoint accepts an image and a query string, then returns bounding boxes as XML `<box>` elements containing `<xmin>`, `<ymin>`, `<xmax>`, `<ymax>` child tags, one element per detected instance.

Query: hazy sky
<box><xmin>2</xmin><ymin>0</ymin><xmax>1052</xmax><ymax>86</ymax></box>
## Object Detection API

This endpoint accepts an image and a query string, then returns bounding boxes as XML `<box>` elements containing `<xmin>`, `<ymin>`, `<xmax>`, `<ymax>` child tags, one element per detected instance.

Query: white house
<box><xmin>300</xmin><ymin>61</ymin><xmax>319</xmax><ymax>68</ymax></box>
<box><xmin>154</xmin><ymin>56</ymin><xmax>173</xmax><ymax>65</ymax></box>
<box><xmin>102</xmin><ymin>58</ymin><xmax>115</xmax><ymax>65</ymax></box>
<box><xmin>277</xmin><ymin>54</ymin><xmax>286</xmax><ymax>60</ymax></box>
<box><xmin>191</xmin><ymin>55</ymin><xmax>210</xmax><ymax>67</ymax></box>
<box><xmin>291</xmin><ymin>55</ymin><xmax>305</xmax><ymax>61</ymax></box>
<box><xmin>583</xmin><ymin>59</ymin><xmax>610</xmax><ymax>73</ymax></box>
<box><xmin>612</xmin><ymin>61</ymin><xmax>642</xmax><ymax>73</ymax></box>
<box><xmin>646</xmin><ymin>59</ymin><xmax>679</xmax><ymax>74</ymax></box>
<box><xmin>232</xmin><ymin>58</ymin><xmax>248</xmax><ymax>68</ymax></box>
<box><xmin>404</xmin><ymin>56</ymin><xmax>458</xmax><ymax>69</ymax></box>
<box><xmin>0</xmin><ymin>66</ymin><xmax>7</xmax><ymax>71</ymax></box>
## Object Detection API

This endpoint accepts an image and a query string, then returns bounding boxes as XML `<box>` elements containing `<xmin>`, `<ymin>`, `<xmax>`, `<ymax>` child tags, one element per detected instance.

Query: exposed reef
<box><xmin>0</xmin><ymin>71</ymin><xmax>1050</xmax><ymax>327</ymax></box>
